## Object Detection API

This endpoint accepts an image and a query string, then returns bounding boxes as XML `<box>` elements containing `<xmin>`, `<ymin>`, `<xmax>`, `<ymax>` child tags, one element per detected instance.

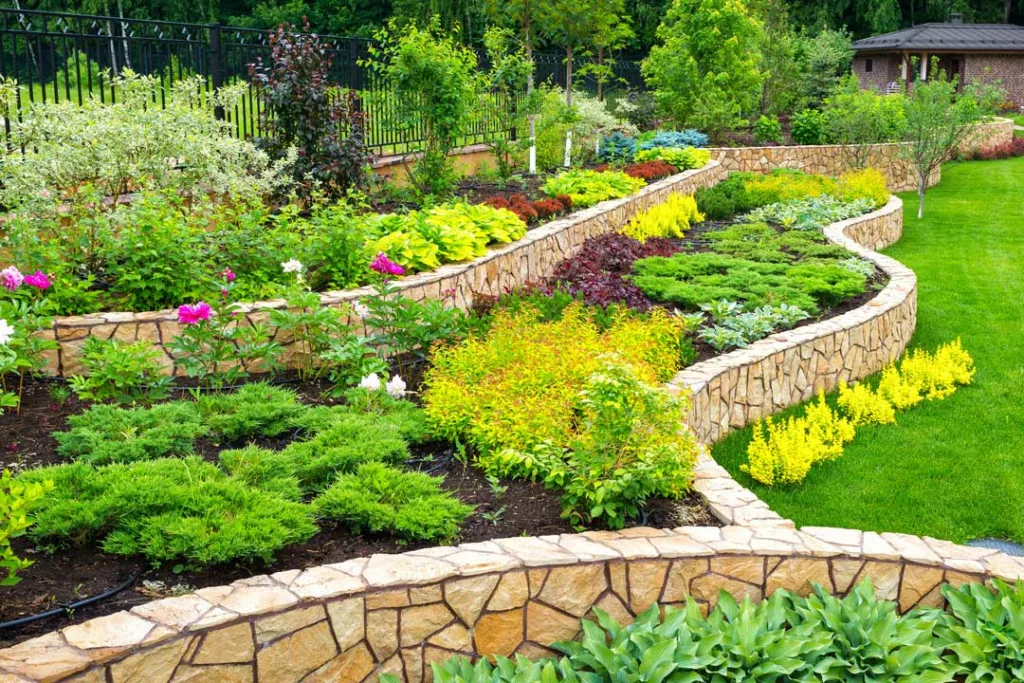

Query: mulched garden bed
<box><xmin>0</xmin><ymin>376</ymin><xmax>720</xmax><ymax>647</ymax></box>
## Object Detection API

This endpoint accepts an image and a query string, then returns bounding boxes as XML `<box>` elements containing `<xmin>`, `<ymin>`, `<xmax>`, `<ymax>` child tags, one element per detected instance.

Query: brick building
<box><xmin>851</xmin><ymin>17</ymin><xmax>1024</xmax><ymax>106</ymax></box>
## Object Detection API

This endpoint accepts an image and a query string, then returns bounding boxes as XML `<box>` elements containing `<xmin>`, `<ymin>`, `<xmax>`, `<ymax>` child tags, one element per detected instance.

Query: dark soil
<box><xmin>0</xmin><ymin>376</ymin><xmax>719</xmax><ymax>647</ymax></box>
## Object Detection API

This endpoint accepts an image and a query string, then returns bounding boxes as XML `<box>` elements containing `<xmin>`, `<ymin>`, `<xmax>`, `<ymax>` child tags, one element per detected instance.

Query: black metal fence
<box><xmin>0</xmin><ymin>8</ymin><xmax>645</xmax><ymax>154</ymax></box>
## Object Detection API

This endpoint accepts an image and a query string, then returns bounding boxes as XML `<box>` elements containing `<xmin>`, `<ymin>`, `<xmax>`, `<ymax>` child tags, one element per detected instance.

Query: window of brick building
<box><xmin>865</xmin><ymin>58</ymin><xmax>874</xmax><ymax>73</ymax></box>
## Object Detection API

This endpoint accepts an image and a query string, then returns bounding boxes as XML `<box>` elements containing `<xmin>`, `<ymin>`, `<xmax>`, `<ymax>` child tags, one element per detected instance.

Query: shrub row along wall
<box><xmin>706</xmin><ymin>117</ymin><xmax>1014</xmax><ymax>193</ymax></box>
<box><xmin>2</xmin><ymin>524</ymin><xmax>1023</xmax><ymax>683</ymax></box>
<box><xmin>671</xmin><ymin>195</ymin><xmax>915</xmax><ymax>446</ymax></box>
<box><xmin>38</xmin><ymin>162</ymin><xmax>728</xmax><ymax>378</ymax></box>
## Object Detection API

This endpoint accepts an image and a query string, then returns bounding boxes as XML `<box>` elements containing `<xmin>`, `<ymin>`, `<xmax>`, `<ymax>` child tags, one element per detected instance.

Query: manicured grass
<box><xmin>711</xmin><ymin>157</ymin><xmax>1024</xmax><ymax>544</ymax></box>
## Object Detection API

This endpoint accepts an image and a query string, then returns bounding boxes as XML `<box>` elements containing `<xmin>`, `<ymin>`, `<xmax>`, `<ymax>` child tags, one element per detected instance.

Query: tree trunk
<box><xmin>564</xmin><ymin>46</ymin><xmax>573</xmax><ymax>168</ymax></box>
<box><xmin>917</xmin><ymin>175</ymin><xmax>927</xmax><ymax>219</ymax></box>
<box><xmin>597</xmin><ymin>46</ymin><xmax>605</xmax><ymax>102</ymax></box>
<box><xmin>526</xmin><ymin>24</ymin><xmax>536</xmax><ymax>175</ymax></box>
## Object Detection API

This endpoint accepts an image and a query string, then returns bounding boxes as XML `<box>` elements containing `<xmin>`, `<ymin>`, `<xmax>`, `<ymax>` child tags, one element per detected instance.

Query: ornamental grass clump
<box><xmin>619</xmin><ymin>193</ymin><xmax>703</xmax><ymax>243</ymax></box>
<box><xmin>422</xmin><ymin>303</ymin><xmax>687</xmax><ymax>456</ymax></box>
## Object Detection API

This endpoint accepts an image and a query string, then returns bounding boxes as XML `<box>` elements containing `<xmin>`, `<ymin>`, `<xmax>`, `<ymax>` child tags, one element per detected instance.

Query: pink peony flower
<box><xmin>177</xmin><ymin>301</ymin><xmax>212</xmax><ymax>325</ymax></box>
<box><xmin>370</xmin><ymin>253</ymin><xmax>404</xmax><ymax>276</ymax></box>
<box><xmin>220</xmin><ymin>267</ymin><xmax>236</xmax><ymax>283</ymax></box>
<box><xmin>1</xmin><ymin>266</ymin><xmax>23</xmax><ymax>292</ymax></box>
<box><xmin>23</xmin><ymin>270</ymin><xmax>52</xmax><ymax>290</ymax></box>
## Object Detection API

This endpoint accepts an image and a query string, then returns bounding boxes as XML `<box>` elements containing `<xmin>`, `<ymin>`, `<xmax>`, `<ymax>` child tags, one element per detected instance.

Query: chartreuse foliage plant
<box><xmin>1</xmin><ymin>469</ymin><xmax>52</xmax><ymax>585</ymax></box>
<box><xmin>542</xmin><ymin>169</ymin><xmax>646</xmax><ymax>208</ymax></box>
<box><xmin>482</xmin><ymin>361</ymin><xmax>697</xmax><ymax>529</ymax></box>
<box><xmin>313</xmin><ymin>462</ymin><xmax>472</xmax><ymax>542</ymax></box>
<box><xmin>19</xmin><ymin>457</ymin><xmax>316</xmax><ymax>567</ymax></box>
<box><xmin>423</xmin><ymin>303</ymin><xmax>687</xmax><ymax>456</ymax></box>
<box><xmin>743</xmin><ymin>340</ymin><xmax>974</xmax><ymax>487</ymax></box>
<box><xmin>619</xmin><ymin>193</ymin><xmax>703</xmax><ymax>243</ymax></box>
<box><xmin>198</xmin><ymin>383</ymin><xmax>307</xmax><ymax>442</ymax></box>
<box><xmin>409</xmin><ymin>578</ymin><xmax>1024</xmax><ymax>683</ymax></box>
<box><xmin>633</xmin><ymin>146</ymin><xmax>711</xmax><ymax>170</ymax></box>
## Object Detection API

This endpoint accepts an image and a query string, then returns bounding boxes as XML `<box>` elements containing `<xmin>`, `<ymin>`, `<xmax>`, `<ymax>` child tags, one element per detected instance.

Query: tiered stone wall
<box><xmin>670</xmin><ymin>196</ymin><xmax>915</xmax><ymax>445</ymax></box>
<box><xmin>707</xmin><ymin>117</ymin><xmax>1014</xmax><ymax>192</ymax></box>
<box><xmin>2</xmin><ymin>524</ymin><xmax>1022</xmax><ymax>683</ymax></box>
<box><xmin>39</xmin><ymin>162</ymin><xmax>727</xmax><ymax>378</ymax></box>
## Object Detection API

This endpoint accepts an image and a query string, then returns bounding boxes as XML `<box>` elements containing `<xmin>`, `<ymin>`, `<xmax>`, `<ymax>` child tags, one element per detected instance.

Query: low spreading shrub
<box><xmin>834</xmin><ymin>167</ymin><xmax>891</xmax><ymax>209</ymax></box>
<box><xmin>20</xmin><ymin>457</ymin><xmax>317</xmax><ymax>567</ymax></box>
<box><xmin>422</xmin><ymin>303</ymin><xmax>687</xmax><ymax>456</ymax></box>
<box><xmin>54</xmin><ymin>402</ymin><xmax>208</xmax><ymax>465</ymax></box>
<box><xmin>415</xmin><ymin>578</ymin><xmax>1024</xmax><ymax>683</ymax></box>
<box><xmin>312</xmin><ymin>462</ymin><xmax>473</xmax><ymax>542</ymax></box>
<box><xmin>637</xmin><ymin>129</ymin><xmax>709</xmax><ymax>149</ymax></box>
<box><xmin>198</xmin><ymin>383</ymin><xmax>307</xmax><ymax>442</ymax></box>
<box><xmin>482</xmin><ymin>361</ymin><xmax>697</xmax><ymax>529</ymax></box>
<box><xmin>634</xmin><ymin>146</ymin><xmax>711</xmax><ymax>170</ymax></box>
<box><xmin>619</xmin><ymin>193</ymin><xmax>703</xmax><ymax>243</ymax></box>
<box><xmin>542</xmin><ymin>169</ymin><xmax>646</xmax><ymax>208</ymax></box>
<box><xmin>745</xmin><ymin>195</ymin><xmax>877</xmax><ymax>231</ymax></box>
<box><xmin>633</xmin><ymin>252</ymin><xmax>867</xmax><ymax>315</ymax></box>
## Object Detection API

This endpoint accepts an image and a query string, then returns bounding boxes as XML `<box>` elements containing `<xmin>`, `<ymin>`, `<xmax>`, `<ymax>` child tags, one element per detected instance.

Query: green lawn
<box><xmin>711</xmin><ymin>157</ymin><xmax>1024</xmax><ymax>544</ymax></box>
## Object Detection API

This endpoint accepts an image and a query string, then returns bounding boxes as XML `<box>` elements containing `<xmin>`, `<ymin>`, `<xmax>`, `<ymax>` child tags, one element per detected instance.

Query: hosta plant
<box><xmin>542</xmin><ymin>169</ymin><xmax>646</xmax><ymax>208</ymax></box>
<box><xmin>937</xmin><ymin>578</ymin><xmax>1024</xmax><ymax>680</ymax></box>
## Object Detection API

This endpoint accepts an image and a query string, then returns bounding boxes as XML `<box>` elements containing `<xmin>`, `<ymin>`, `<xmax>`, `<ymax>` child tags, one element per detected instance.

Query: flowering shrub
<box><xmin>483</xmin><ymin>361</ymin><xmax>697</xmax><ymax>529</ymax></box>
<box><xmin>0</xmin><ymin>265</ymin><xmax>59</xmax><ymax>410</ymax></box>
<box><xmin>634</xmin><ymin>146</ymin><xmax>711</xmax><ymax>170</ymax></box>
<box><xmin>542</xmin><ymin>169</ymin><xmax>646</xmax><ymax>208</ymax></box>
<box><xmin>168</xmin><ymin>272</ymin><xmax>281</xmax><ymax>390</ymax></box>
<box><xmin>422</xmin><ymin>303</ymin><xmax>687</xmax><ymax>455</ymax></box>
<box><xmin>620</xmin><ymin>193</ymin><xmax>704</xmax><ymax>243</ymax></box>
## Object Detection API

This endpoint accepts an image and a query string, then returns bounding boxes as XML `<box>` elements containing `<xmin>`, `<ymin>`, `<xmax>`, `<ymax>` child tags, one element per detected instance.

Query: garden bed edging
<box><xmin>39</xmin><ymin>162</ymin><xmax>728</xmax><ymax>378</ymax></box>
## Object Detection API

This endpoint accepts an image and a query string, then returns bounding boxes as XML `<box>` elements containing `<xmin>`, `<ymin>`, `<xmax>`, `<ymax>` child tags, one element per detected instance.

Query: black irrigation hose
<box><xmin>0</xmin><ymin>570</ymin><xmax>143</xmax><ymax>632</ymax></box>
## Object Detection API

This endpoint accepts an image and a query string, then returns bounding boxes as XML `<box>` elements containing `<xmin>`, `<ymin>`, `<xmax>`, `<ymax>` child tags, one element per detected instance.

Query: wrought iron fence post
<box><xmin>209</xmin><ymin>23</ymin><xmax>225</xmax><ymax>119</ymax></box>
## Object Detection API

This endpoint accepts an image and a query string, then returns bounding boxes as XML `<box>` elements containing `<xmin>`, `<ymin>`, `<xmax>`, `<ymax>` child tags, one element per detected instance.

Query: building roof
<box><xmin>852</xmin><ymin>23</ymin><xmax>1024</xmax><ymax>53</ymax></box>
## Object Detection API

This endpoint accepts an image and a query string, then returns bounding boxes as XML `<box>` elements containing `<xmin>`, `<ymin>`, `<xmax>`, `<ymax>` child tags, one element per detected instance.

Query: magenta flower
<box><xmin>370</xmin><ymin>253</ymin><xmax>404</xmax><ymax>276</ymax></box>
<box><xmin>220</xmin><ymin>267</ymin><xmax>236</xmax><ymax>283</ymax></box>
<box><xmin>1</xmin><ymin>266</ymin><xmax>23</xmax><ymax>292</ymax></box>
<box><xmin>177</xmin><ymin>301</ymin><xmax>212</xmax><ymax>325</ymax></box>
<box><xmin>23</xmin><ymin>270</ymin><xmax>52</xmax><ymax>290</ymax></box>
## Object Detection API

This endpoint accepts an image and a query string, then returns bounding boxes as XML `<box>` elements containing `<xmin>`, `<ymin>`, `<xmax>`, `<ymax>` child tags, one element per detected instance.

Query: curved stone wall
<box><xmin>671</xmin><ymin>196</ymin><xmax>915</xmax><ymax>445</ymax></box>
<box><xmin>707</xmin><ymin>117</ymin><xmax>1014</xmax><ymax>193</ymax></box>
<box><xmin>2</xmin><ymin>525</ymin><xmax>1022</xmax><ymax>683</ymax></box>
<box><xmin>40</xmin><ymin>162</ymin><xmax>727</xmax><ymax>377</ymax></box>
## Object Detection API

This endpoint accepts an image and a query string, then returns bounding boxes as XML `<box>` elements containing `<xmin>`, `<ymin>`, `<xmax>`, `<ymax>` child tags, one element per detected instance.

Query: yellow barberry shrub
<box><xmin>619</xmin><ymin>193</ymin><xmax>704</xmax><ymax>244</ymax></box>
<box><xmin>804</xmin><ymin>390</ymin><xmax>856</xmax><ymax>459</ymax></box>
<box><xmin>744</xmin><ymin>171</ymin><xmax>837</xmax><ymax>202</ymax></box>
<box><xmin>935</xmin><ymin>338</ymin><xmax>976</xmax><ymax>386</ymax></box>
<box><xmin>880</xmin><ymin>339</ymin><xmax>976</xmax><ymax>406</ymax></box>
<box><xmin>835</xmin><ymin>167</ymin><xmax>890</xmax><ymax>209</ymax></box>
<box><xmin>877</xmin><ymin>364</ymin><xmax>924</xmax><ymax>410</ymax></box>
<box><xmin>422</xmin><ymin>303</ymin><xmax>687</xmax><ymax>455</ymax></box>
<box><xmin>741</xmin><ymin>416</ymin><xmax>825</xmax><ymax>486</ymax></box>
<box><xmin>837</xmin><ymin>380</ymin><xmax>896</xmax><ymax>426</ymax></box>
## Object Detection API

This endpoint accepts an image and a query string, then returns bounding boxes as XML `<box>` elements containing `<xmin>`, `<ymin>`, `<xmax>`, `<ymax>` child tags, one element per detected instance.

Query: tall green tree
<box><xmin>539</xmin><ymin>0</ymin><xmax>629</xmax><ymax>166</ymax></box>
<box><xmin>643</xmin><ymin>0</ymin><xmax>763</xmax><ymax>139</ymax></box>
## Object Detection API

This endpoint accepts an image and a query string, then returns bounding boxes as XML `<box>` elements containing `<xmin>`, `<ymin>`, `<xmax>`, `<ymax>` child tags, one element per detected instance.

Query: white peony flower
<box><xmin>385</xmin><ymin>374</ymin><xmax>407</xmax><ymax>398</ymax></box>
<box><xmin>0</xmin><ymin>319</ymin><xmax>13</xmax><ymax>346</ymax></box>
<box><xmin>281</xmin><ymin>258</ymin><xmax>304</xmax><ymax>274</ymax></box>
<box><xmin>352</xmin><ymin>301</ymin><xmax>370</xmax><ymax>319</ymax></box>
<box><xmin>358</xmin><ymin>373</ymin><xmax>382</xmax><ymax>392</ymax></box>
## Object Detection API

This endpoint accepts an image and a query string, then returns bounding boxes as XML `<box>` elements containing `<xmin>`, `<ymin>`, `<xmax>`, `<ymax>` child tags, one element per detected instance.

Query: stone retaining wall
<box><xmin>671</xmin><ymin>196</ymin><xmax>915</xmax><ymax>445</ymax></box>
<box><xmin>40</xmin><ymin>162</ymin><xmax>727</xmax><ymax>378</ymax></box>
<box><xmin>707</xmin><ymin>117</ymin><xmax>1014</xmax><ymax>193</ymax></box>
<box><xmin>2</xmin><ymin>524</ymin><xmax>1021</xmax><ymax>683</ymax></box>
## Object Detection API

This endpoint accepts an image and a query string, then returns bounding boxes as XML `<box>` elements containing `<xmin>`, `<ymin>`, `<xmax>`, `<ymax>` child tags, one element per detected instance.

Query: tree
<box><xmin>642</xmin><ymin>0</ymin><xmax>763</xmax><ymax>140</ymax></box>
<box><xmin>802</xmin><ymin>28</ymin><xmax>853</xmax><ymax>108</ymax></box>
<box><xmin>484</xmin><ymin>0</ymin><xmax>541</xmax><ymax>173</ymax></box>
<box><xmin>579</xmin><ymin>11</ymin><xmax>633</xmax><ymax>102</ymax></box>
<box><xmin>900</xmin><ymin>58</ymin><xmax>1003</xmax><ymax>218</ymax></box>
<box><xmin>540</xmin><ymin>0</ymin><xmax>629</xmax><ymax>166</ymax></box>
<box><xmin>752</xmin><ymin>0</ymin><xmax>805</xmax><ymax>116</ymax></box>
<box><xmin>822</xmin><ymin>75</ymin><xmax>907</xmax><ymax>167</ymax></box>
<box><xmin>481</xmin><ymin>26</ymin><xmax>533</xmax><ymax>180</ymax></box>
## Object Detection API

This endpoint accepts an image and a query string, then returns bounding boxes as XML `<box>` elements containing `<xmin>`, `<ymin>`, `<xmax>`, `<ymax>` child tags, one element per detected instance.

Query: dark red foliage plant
<box><xmin>623</xmin><ymin>161</ymin><xmax>678</xmax><ymax>181</ymax></box>
<box><xmin>551</xmin><ymin>234</ymin><xmax>680</xmax><ymax>310</ymax></box>
<box><xmin>970</xmin><ymin>137</ymin><xmax>1024</xmax><ymax>161</ymax></box>
<box><xmin>249</xmin><ymin>20</ymin><xmax>368</xmax><ymax>199</ymax></box>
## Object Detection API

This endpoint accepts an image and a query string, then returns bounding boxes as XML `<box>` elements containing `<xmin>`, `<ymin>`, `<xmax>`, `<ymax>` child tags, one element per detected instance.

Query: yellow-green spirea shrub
<box><xmin>422</xmin><ymin>303</ymin><xmax>687</xmax><ymax>455</ymax></box>
<box><xmin>619</xmin><ymin>193</ymin><xmax>704</xmax><ymax>243</ymax></box>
